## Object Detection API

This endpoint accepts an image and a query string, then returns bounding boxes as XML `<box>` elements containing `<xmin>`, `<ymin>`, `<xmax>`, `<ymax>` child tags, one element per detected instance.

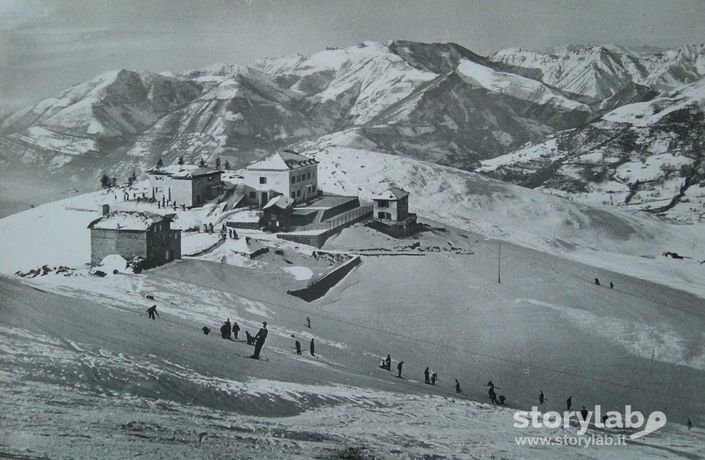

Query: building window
<box><xmin>259</xmin><ymin>177</ymin><xmax>267</xmax><ymax>184</ymax></box>
<box><xmin>307</xmin><ymin>172</ymin><xmax>311</xmax><ymax>180</ymax></box>
<box><xmin>297</xmin><ymin>190</ymin><xmax>301</xmax><ymax>197</ymax></box>
<box><xmin>377</xmin><ymin>200</ymin><xmax>389</xmax><ymax>208</ymax></box>
<box><xmin>291</xmin><ymin>176</ymin><xmax>296</xmax><ymax>184</ymax></box>
<box><xmin>249</xmin><ymin>191</ymin><xmax>256</xmax><ymax>199</ymax></box>
<box><xmin>291</xmin><ymin>192</ymin><xmax>295</xmax><ymax>198</ymax></box>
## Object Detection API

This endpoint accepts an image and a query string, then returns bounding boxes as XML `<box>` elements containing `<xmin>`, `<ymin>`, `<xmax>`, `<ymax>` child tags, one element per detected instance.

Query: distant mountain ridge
<box><xmin>1</xmin><ymin>40</ymin><xmax>704</xmax><ymax>220</ymax></box>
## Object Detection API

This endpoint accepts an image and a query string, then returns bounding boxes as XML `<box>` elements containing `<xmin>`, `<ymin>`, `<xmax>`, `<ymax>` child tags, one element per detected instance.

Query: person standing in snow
<box><xmin>487</xmin><ymin>381</ymin><xmax>498</xmax><ymax>404</ymax></box>
<box><xmin>566</xmin><ymin>396</ymin><xmax>573</xmax><ymax>411</ymax></box>
<box><xmin>146</xmin><ymin>305</ymin><xmax>159</xmax><ymax>320</ymax></box>
<box><xmin>385</xmin><ymin>354</ymin><xmax>392</xmax><ymax>371</ymax></box>
<box><xmin>424</xmin><ymin>367</ymin><xmax>431</xmax><ymax>384</ymax></box>
<box><xmin>232</xmin><ymin>322</ymin><xmax>240</xmax><ymax>340</ymax></box>
<box><xmin>251</xmin><ymin>322</ymin><xmax>268</xmax><ymax>359</ymax></box>
<box><xmin>306</xmin><ymin>316</ymin><xmax>311</xmax><ymax>328</ymax></box>
<box><xmin>220</xmin><ymin>321</ymin><xmax>229</xmax><ymax>339</ymax></box>
<box><xmin>295</xmin><ymin>340</ymin><xmax>302</xmax><ymax>355</ymax></box>
<box><xmin>594</xmin><ymin>277</ymin><xmax>600</xmax><ymax>286</ymax></box>
<box><xmin>225</xmin><ymin>318</ymin><xmax>232</xmax><ymax>340</ymax></box>
<box><xmin>431</xmin><ymin>371</ymin><xmax>437</xmax><ymax>385</ymax></box>
<box><xmin>539</xmin><ymin>390</ymin><xmax>545</xmax><ymax>405</ymax></box>
<box><xmin>397</xmin><ymin>361</ymin><xmax>404</xmax><ymax>378</ymax></box>
<box><xmin>310</xmin><ymin>338</ymin><xmax>315</xmax><ymax>356</ymax></box>
<box><xmin>455</xmin><ymin>379</ymin><xmax>462</xmax><ymax>394</ymax></box>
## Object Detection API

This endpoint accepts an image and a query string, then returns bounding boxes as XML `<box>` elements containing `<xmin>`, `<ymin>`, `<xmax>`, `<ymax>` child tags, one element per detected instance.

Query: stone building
<box><xmin>88</xmin><ymin>207</ymin><xmax>181</xmax><ymax>268</ymax></box>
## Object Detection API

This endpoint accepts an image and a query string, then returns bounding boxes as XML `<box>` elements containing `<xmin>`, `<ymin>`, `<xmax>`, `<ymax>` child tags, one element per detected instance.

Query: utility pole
<box><xmin>497</xmin><ymin>240</ymin><xmax>501</xmax><ymax>284</ymax></box>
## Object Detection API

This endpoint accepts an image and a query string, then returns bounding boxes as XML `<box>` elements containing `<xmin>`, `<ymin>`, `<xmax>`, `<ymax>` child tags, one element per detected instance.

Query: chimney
<box><xmin>102</xmin><ymin>204</ymin><xmax>110</xmax><ymax>216</ymax></box>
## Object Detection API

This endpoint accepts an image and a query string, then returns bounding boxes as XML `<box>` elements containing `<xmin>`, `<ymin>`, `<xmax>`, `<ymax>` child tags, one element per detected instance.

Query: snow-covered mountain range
<box><xmin>1</xmin><ymin>40</ymin><xmax>704</xmax><ymax>220</ymax></box>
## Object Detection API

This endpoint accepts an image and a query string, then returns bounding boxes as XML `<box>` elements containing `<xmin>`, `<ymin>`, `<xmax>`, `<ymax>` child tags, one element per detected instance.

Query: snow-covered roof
<box><xmin>371</xmin><ymin>187</ymin><xmax>409</xmax><ymax>201</ymax></box>
<box><xmin>263</xmin><ymin>194</ymin><xmax>294</xmax><ymax>210</ymax></box>
<box><xmin>246</xmin><ymin>151</ymin><xmax>318</xmax><ymax>171</ymax></box>
<box><xmin>231</xmin><ymin>237</ymin><xmax>267</xmax><ymax>255</ymax></box>
<box><xmin>148</xmin><ymin>164</ymin><xmax>222</xmax><ymax>179</ymax></box>
<box><xmin>88</xmin><ymin>211</ymin><xmax>174</xmax><ymax>231</ymax></box>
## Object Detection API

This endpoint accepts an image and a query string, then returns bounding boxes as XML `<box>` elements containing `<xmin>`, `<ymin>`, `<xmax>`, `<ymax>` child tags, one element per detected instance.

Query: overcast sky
<box><xmin>1</xmin><ymin>0</ymin><xmax>704</xmax><ymax>116</ymax></box>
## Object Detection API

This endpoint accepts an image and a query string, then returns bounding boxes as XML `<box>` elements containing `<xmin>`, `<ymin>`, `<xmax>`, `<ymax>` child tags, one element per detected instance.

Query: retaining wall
<box><xmin>287</xmin><ymin>255</ymin><xmax>361</xmax><ymax>302</ymax></box>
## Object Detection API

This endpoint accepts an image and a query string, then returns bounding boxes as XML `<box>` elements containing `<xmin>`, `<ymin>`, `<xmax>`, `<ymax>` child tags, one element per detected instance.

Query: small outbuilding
<box><xmin>88</xmin><ymin>207</ymin><xmax>181</xmax><ymax>268</ymax></box>
<box><xmin>370</xmin><ymin>187</ymin><xmax>417</xmax><ymax>237</ymax></box>
<box><xmin>262</xmin><ymin>194</ymin><xmax>295</xmax><ymax>230</ymax></box>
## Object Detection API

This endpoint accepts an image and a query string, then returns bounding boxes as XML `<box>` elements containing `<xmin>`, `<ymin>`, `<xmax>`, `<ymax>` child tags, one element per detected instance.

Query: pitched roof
<box><xmin>263</xmin><ymin>194</ymin><xmax>294</xmax><ymax>210</ymax></box>
<box><xmin>88</xmin><ymin>211</ymin><xmax>175</xmax><ymax>231</ymax></box>
<box><xmin>147</xmin><ymin>164</ymin><xmax>222</xmax><ymax>178</ymax></box>
<box><xmin>246</xmin><ymin>151</ymin><xmax>318</xmax><ymax>171</ymax></box>
<box><xmin>371</xmin><ymin>187</ymin><xmax>409</xmax><ymax>201</ymax></box>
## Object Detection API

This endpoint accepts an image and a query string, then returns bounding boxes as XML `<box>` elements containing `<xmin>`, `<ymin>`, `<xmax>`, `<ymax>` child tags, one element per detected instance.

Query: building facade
<box><xmin>88</xmin><ymin>209</ymin><xmax>181</xmax><ymax>268</ymax></box>
<box><xmin>372</xmin><ymin>187</ymin><xmax>410</xmax><ymax>222</ymax></box>
<box><xmin>243</xmin><ymin>151</ymin><xmax>319</xmax><ymax>207</ymax></box>
<box><xmin>147</xmin><ymin>165</ymin><xmax>223</xmax><ymax>208</ymax></box>
<box><xmin>370</xmin><ymin>187</ymin><xmax>417</xmax><ymax>237</ymax></box>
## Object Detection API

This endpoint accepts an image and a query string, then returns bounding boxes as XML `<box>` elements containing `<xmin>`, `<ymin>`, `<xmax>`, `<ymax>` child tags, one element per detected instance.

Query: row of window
<box><xmin>258</xmin><ymin>171</ymin><xmax>315</xmax><ymax>185</ymax></box>
<box><xmin>291</xmin><ymin>171</ymin><xmax>313</xmax><ymax>184</ymax></box>
<box><xmin>289</xmin><ymin>185</ymin><xmax>316</xmax><ymax>199</ymax></box>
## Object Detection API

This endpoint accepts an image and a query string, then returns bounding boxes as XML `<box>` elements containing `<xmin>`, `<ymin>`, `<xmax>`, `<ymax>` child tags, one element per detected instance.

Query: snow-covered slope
<box><xmin>291</xmin><ymin>132</ymin><xmax>705</xmax><ymax>292</ymax></box>
<box><xmin>1</xmin><ymin>70</ymin><xmax>200</xmax><ymax>141</ymax></box>
<box><xmin>478</xmin><ymin>77</ymin><xmax>705</xmax><ymax>223</ymax></box>
<box><xmin>490</xmin><ymin>43</ymin><xmax>705</xmax><ymax>101</ymax></box>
